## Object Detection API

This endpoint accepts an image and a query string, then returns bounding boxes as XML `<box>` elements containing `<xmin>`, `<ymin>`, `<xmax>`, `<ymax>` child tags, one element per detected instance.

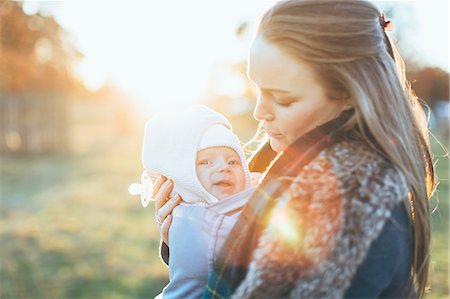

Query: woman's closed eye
<box><xmin>259</xmin><ymin>90</ymin><xmax>295</xmax><ymax>107</ymax></box>
<box><xmin>275</xmin><ymin>99</ymin><xmax>293</xmax><ymax>107</ymax></box>
<box><xmin>274</xmin><ymin>96</ymin><xmax>297</xmax><ymax>107</ymax></box>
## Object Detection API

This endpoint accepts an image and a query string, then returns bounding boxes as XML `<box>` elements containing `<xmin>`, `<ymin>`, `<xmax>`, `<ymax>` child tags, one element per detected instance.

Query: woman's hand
<box><xmin>153</xmin><ymin>175</ymin><xmax>182</xmax><ymax>246</ymax></box>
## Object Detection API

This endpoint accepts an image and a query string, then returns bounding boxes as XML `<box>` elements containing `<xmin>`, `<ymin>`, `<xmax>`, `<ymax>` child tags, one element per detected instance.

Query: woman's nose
<box><xmin>253</xmin><ymin>96</ymin><xmax>274</xmax><ymax>122</ymax></box>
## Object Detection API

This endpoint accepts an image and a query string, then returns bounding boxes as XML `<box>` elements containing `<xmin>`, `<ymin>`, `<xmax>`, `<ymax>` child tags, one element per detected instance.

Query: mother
<box><xmin>153</xmin><ymin>0</ymin><xmax>436</xmax><ymax>298</ymax></box>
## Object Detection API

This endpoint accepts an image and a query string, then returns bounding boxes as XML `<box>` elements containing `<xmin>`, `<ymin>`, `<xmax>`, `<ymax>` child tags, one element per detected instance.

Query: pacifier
<box><xmin>128</xmin><ymin>170</ymin><xmax>154</xmax><ymax>207</ymax></box>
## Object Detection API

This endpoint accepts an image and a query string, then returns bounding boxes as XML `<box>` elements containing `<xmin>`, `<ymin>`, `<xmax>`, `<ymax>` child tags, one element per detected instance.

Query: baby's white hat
<box><xmin>142</xmin><ymin>105</ymin><xmax>250</xmax><ymax>205</ymax></box>
<box><xmin>198</xmin><ymin>124</ymin><xmax>250</xmax><ymax>187</ymax></box>
<box><xmin>199</xmin><ymin>124</ymin><xmax>241</xmax><ymax>152</ymax></box>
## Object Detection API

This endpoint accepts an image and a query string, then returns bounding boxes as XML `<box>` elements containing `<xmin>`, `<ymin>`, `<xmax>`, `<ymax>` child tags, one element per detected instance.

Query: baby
<box><xmin>135</xmin><ymin>105</ymin><xmax>259</xmax><ymax>299</ymax></box>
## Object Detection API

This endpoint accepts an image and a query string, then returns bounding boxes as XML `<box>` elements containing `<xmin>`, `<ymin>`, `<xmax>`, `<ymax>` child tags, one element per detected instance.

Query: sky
<box><xmin>22</xmin><ymin>1</ymin><xmax>449</xmax><ymax>116</ymax></box>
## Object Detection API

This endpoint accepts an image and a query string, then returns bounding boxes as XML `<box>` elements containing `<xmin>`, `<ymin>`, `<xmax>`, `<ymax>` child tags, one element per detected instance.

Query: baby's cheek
<box><xmin>239</xmin><ymin>171</ymin><xmax>249</xmax><ymax>190</ymax></box>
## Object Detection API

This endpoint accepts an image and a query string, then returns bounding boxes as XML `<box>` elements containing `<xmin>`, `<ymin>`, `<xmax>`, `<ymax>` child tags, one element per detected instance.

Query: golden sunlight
<box><xmin>45</xmin><ymin>1</ymin><xmax>276</xmax><ymax>116</ymax></box>
<box><xmin>26</xmin><ymin>1</ymin><xmax>447</xmax><ymax>118</ymax></box>
<box><xmin>268</xmin><ymin>201</ymin><xmax>303</xmax><ymax>245</ymax></box>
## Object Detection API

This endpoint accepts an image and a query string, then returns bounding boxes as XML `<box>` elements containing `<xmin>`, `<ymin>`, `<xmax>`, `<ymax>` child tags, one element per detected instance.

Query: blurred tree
<box><xmin>0</xmin><ymin>0</ymin><xmax>85</xmax><ymax>154</ymax></box>
<box><xmin>409</xmin><ymin>67</ymin><xmax>449</xmax><ymax>105</ymax></box>
<box><xmin>377</xmin><ymin>3</ymin><xmax>449</xmax><ymax>105</ymax></box>
<box><xmin>0</xmin><ymin>0</ymin><xmax>83</xmax><ymax>94</ymax></box>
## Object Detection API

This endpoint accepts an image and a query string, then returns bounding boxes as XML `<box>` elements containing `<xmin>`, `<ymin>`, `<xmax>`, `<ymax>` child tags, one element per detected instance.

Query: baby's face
<box><xmin>196</xmin><ymin>147</ymin><xmax>246</xmax><ymax>200</ymax></box>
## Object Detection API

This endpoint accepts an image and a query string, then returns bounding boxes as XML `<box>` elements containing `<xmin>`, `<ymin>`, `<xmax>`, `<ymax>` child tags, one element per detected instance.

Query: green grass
<box><xmin>427</xmin><ymin>134</ymin><xmax>449</xmax><ymax>299</ymax></box>
<box><xmin>0</xmin><ymin>134</ymin><xmax>448</xmax><ymax>298</ymax></box>
<box><xmin>0</xmin><ymin>139</ymin><xmax>169</xmax><ymax>299</ymax></box>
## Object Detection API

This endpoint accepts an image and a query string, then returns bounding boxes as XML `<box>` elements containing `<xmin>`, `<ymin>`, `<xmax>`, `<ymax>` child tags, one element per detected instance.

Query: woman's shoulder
<box><xmin>297</xmin><ymin>139</ymin><xmax>409</xmax><ymax>205</ymax></box>
<box><xmin>232</xmin><ymin>140</ymin><xmax>411</xmax><ymax>298</ymax></box>
<box><xmin>300</xmin><ymin>139</ymin><xmax>393</xmax><ymax>177</ymax></box>
<box><xmin>323</xmin><ymin>139</ymin><xmax>389</xmax><ymax>171</ymax></box>
<box><xmin>327</xmin><ymin>139</ymin><xmax>404</xmax><ymax>178</ymax></box>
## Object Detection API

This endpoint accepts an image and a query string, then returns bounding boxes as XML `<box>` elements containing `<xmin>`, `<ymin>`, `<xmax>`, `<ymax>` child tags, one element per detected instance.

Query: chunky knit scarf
<box><xmin>203</xmin><ymin>111</ymin><xmax>354</xmax><ymax>298</ymax></box>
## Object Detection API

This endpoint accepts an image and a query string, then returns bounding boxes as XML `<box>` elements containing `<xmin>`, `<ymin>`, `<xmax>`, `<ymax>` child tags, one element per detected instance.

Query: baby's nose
<box><xmin>217</xmin><ymin>161</ymin><xmax>230</xmax><ymax>172</ymax></box>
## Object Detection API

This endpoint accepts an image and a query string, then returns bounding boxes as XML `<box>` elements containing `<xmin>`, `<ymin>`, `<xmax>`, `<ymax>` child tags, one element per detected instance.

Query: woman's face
<box><xmin>247</xmin><ymin>36</ymin><xmax>348</xmax><ymax>153</ymax></box>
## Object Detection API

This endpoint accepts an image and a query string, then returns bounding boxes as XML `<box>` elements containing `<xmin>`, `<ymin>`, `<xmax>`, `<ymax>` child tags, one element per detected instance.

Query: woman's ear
<box><xmin>339</xmin><ymin>91</ymin><xmax>352</xmax><ymax>111</ymax></box>
<box><xmin>328</xmin><ymin>87</ymin><xmax>352</xmax><ymax>111</ymax></box>
<box><xmin>342</xmin><ymin>102</ymin><xmax>353</xmax><ymax>111</ymax></box>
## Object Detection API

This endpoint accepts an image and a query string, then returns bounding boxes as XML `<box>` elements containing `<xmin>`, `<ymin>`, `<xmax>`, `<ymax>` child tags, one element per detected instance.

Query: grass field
<box><xmin>0</xmin><ymin>133</ymin><xmax>448</xmax><ymax>298</ymax></box>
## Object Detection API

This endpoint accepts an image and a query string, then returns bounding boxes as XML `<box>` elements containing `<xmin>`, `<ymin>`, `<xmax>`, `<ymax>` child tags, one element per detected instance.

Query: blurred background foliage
<box><xmin>0</xmin><ymin>1</ymin><xmax>448</xmax><ymax>298</ymax></box>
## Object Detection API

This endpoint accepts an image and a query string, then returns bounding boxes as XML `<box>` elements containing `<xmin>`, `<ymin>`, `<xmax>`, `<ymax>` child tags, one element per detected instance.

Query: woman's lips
<box><xmin>264</xmin><ymin>127</ymin><xmax>283</xmax><ymax>139</ymax></box>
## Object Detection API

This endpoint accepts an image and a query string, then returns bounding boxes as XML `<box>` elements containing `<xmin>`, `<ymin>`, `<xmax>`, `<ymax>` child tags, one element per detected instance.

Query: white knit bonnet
<box><xmin>142</xmin><ymin>105</ymin><xmax>251</xmax><ymax>205</ymax></box>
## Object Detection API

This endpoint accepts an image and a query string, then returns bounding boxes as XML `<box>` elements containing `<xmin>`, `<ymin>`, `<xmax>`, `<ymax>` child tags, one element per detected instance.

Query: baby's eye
<box><xmin>228</xmin><ymin>159</ymin><xmax>241</xmax><ymax>166</ymax></box>
<box><xmin>198</xmin><ymin>160</ymin><xmax>212</xmax><ymax>166</ymax></box>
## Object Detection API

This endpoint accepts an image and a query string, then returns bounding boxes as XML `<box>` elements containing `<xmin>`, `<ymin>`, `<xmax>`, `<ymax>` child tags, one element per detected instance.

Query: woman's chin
<box><xmin>269</xmin><ymin>138</ymin><xmax>287</xmax><ymax>153</ymax></box>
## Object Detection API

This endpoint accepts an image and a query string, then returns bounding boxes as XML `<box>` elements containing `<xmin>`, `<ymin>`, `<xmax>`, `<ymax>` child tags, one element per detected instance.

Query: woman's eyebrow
<box><xmin>260</xmin><ymin>87</ymin><xmax>291</xmax><ymax>94</ymax></box>
<box><xmin>246</xmin><ymin>72</ymin><xmax>291</xmax><ymax>94</ymax></box>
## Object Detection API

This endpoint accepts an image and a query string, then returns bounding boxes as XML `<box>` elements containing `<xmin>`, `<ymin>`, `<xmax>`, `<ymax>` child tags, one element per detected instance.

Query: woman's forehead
<box><xmin>247</xmin><ymin>36</ymin><xmax>315</xmax><ymax>92</ymax></box>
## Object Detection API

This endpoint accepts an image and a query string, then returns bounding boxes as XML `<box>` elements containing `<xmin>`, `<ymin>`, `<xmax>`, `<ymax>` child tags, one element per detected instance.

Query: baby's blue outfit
<box><xmin>156</xmin><ymin>188</ymin><xmax>254</xmax><ymax>299</ymax></box>
<box><xmin>142</xmin><ymin>106</ymin><xmax>254</xmax><ymax>299</ymax></box>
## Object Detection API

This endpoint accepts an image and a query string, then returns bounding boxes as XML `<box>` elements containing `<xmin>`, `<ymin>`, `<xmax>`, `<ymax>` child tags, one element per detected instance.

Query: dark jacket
<box><xmin>161</xmin><ymin>139</ymin><xmax>414</xmax><ymax>298</ymax></box>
